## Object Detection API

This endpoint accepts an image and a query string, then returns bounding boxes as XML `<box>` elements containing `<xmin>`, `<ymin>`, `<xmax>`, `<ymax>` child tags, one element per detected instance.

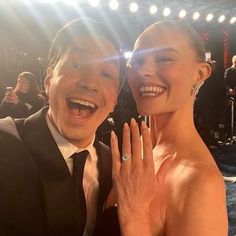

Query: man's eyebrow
<box><xmin>70</xmin><ymin>46</ymin><xmax>119</xmax><ymax>67</ymax></box>
<box><xmin>70</xmin><ymin>46</ymin><xmax>89</xmax><ymax>54</ymax></box>
<box><xmin>103</xmin><ymin>56</ymin><xmax>120</xmax><ymax>67</ymax></box>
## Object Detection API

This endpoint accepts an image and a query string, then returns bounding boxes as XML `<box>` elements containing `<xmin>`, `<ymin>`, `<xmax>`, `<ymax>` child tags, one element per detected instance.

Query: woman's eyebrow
<box><xmin>133</xmin><ymin>47</ymin><xmax>180</xmax><ymax>57</ymax></box>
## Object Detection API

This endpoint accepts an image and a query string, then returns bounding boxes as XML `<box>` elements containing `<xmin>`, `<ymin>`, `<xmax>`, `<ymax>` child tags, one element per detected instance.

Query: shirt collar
<box><xmin>46</xmin><ymin>113</ymin><xmax>95</xmax><ymax>160</ymax></box>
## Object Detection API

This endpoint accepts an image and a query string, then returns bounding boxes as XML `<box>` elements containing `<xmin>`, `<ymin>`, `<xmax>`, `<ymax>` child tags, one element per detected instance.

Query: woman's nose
<box><xmin>138</xmin><ymin>60</ymin><xmax>156</xmax><ymax>78</ymax></box>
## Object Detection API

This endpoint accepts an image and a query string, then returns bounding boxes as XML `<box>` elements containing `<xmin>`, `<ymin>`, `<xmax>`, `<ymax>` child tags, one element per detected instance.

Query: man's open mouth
<box><xmin>66</xmin><ymin>98</ymin><xmax>98</xmax><ymax>118</ymax></box>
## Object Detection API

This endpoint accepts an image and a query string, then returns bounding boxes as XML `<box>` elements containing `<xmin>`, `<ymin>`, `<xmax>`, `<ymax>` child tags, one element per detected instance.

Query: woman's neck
<box><xmin>151</xmin><ymin>106</ymin><xmax>197</xmax><ymax>148</ymax></box>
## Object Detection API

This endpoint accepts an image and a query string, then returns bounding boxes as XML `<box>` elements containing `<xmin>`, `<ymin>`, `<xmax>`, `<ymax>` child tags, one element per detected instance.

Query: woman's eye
<box><xmin>130</xmin><ymin>57</ymin><xmax>144</xmax><ymax>68</ymax></box>
<box><xmin>101</xmin><ymin>72</ymin><xmax>113</xmax><ymax>80</ymax></box>
<box><xmin>156</xmin><ymin>56</ymin><xmax>174</xmax><ymax>63</ymax></box>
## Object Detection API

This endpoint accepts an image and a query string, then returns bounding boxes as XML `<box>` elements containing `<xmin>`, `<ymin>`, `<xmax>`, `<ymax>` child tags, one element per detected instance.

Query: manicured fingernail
<box><xmin>131</xmin><ymin>118</ymin><xmax>137</xmax><ymax>127</ymax></box>
<box><xmin>111</xmin><ymin>131</ymin><xmax>116</xmax><ymax>140</ymax></box>
<box><xmin>141</xmin><ymin>121</ymin><xmax>148</xmax><ymax>130</ymax></box>
<box><xmin>123</xmin><ymin>122</ymin><xmax>129</xmax><ymax>131</ymax></box>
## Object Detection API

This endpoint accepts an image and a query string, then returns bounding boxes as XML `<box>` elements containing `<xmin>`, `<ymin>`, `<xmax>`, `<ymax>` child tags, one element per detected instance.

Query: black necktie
<box><xmin>71</xmin><ymin>150</ymin><xmax>89</xmax><ymax>236</ymax></box>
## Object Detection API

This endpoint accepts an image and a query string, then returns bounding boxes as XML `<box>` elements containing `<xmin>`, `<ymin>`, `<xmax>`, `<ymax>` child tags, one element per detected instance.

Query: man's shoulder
<box><xmin>97</xmin><ymin>140</ymin><xmax>111</xmax><ymax>152</ymax></box>
<box><xmin>226</xmin><ymin>67</ymin><xmax>236</xmax><ymax>73</ymax></box>
<box><xmin>0</xmin><ymin>117</ymin><xmax>23</xmax><ymax>139</ymax></box>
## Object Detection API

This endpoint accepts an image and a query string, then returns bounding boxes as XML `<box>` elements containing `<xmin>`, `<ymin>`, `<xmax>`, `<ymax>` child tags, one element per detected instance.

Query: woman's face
<box><xmin>127</xmin><ymin>25</ymin><xmax>204</xmax><ymax>116</ymax></box>
<box><xmin>16</xmin><ymin>77</ymin><xmax>30</xmax><ymax>93</ymax></box>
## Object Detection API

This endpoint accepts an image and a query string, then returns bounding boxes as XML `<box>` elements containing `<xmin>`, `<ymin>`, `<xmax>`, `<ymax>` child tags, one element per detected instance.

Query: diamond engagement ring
<box><xmin>121</xmin><ymin>153</ymin><xmax>131</xmax><ymax>162</ymax></box>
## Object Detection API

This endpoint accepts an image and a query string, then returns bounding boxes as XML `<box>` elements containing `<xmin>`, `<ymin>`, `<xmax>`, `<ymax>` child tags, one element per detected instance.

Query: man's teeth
<box><xmin>69</xmin><ymin>98</ymin><xmax>95</xmax><ymax>108</ymax></box>
<box><xmin>139</xmin><ymin>86</ymin><xmax>165</xmax><ymax>96</ymax></box>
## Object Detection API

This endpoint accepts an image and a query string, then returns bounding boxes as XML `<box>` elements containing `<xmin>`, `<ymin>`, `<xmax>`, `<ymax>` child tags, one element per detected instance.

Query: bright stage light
<box><xmin>193</xmin><ymin>12</ymin><xmax>200</xmax><ymax>20</ymax></box>
<box><xmin>179</xmin><ymin>10</ymin><xmax>186</xmax><ymax>18</ymax></box>
<box><xmin>22</xmin><ymin>0</ymin><xmax>31</xmax><ymax>3</ymax></box>
<box><xmin>37</xmin><ymin>0</ymin><xmax>59</xmax><ymax>3</ymax></box>
<box><xmin>149</xmin><ymin>5</ymin><xmax>157</xmax><ymax>15</ymax></box>
<box><xmin>218</xmin><ymin>15</ymin><xmax>225</xmax><ymax>23</ymax></box>
<box><xmin>89</xmin><ymin>0</ymin><xmax>100</xmax><ymax>7</ymax></box>
<box><xmin>163</xmin><ymin>7</ymin><xmax>171</xmax><ymax>17</ymax></box>
<box><xmin>109</xmin><ymin>0</ymin><xmax>119</xmax><ymax>10</ymax></box>
<box><xmin>124</xmin><ymin>51</ymin><xmax>133</xmax><ymax>59</ymax></box>
<box><xmin>63</xmin><ymin>0</ymin><xmax>78</xmax><ymax>7</ymax></box>
<box><xmin>206</xmin><ymin>13</ymin><xmax>214</xmax><ymax>21</ymax></box>
<box><xmin>129</xmin><ymin>2</ymin><xmax>139</xmax><ymax>13</ymax></box>
<box><xmin>230</xmin><ymin>17</ymin><xmax>236</xmax><ymax>24</ymax></box>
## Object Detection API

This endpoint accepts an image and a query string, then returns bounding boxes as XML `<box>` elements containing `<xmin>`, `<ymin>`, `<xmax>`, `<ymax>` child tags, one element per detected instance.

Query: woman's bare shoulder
<box><xmin>164</xmin><ymin>154</ymin><xmax>226</xmax><ymax>209</ymax></box>
<box><xmin>162</xmin><ymin>155</ymin><xmax>228</xmax><ymax>235</ymax></box>
<box><xmin>167</xmin><ymin>154</ymin><xmax>224</xmax><ymax>189</ymax></box>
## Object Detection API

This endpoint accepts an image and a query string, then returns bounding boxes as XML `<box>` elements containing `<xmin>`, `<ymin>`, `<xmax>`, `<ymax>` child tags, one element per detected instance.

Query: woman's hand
<box><xmin>111</xmin><ymin>118</ymin><xmax>173</xmax><ymax>235</ymax></box>
<box><xmin>4</xmin><ymin>93</ymin><xmax>19</xmax><ymax>105</ymax></box>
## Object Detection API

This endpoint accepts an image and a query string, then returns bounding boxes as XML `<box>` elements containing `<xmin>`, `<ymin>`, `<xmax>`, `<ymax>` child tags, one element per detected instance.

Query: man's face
<box><xmin>232</xmin><ymin>56</ymin><xmax>236</xmax><ymax>67</ymax></box>
<box><xmin>45</xmin><ymin>36</ymin><xmax>120</xmax><ymax>148</ymax></box>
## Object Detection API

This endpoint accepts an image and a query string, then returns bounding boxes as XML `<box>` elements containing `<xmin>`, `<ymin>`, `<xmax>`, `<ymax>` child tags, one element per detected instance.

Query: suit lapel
<box><xmin>94</xmin><ymin>139</ymin><xmax>112</xmax><ymax>221</ymax></box>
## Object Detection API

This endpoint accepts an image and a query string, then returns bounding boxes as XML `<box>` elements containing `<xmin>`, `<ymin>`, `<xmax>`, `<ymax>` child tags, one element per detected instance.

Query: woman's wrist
<box><xmin>119</xmin><ymin>217</ymin><xmax>152</xmax><ymax>236</ymax></box>
<box><xmin>118</xmin><ymin>209</ymin><xmax>152</xmax><ymax>236</ymax></box>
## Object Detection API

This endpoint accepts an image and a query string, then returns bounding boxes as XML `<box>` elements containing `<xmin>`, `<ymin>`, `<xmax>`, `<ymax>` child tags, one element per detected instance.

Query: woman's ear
<box><xmin>191</xmin><ymin>62</ymin><xmax>212</xmax><ymax>96</ymax></box>
<box><xmin>197</xmin><ymin>62</ymin><xmax>212</xmax><ymax>82</ymax></box>
<box><xmin>44</xmin><ymin>67</ymin><xmax>53</xmax><ymax>96</ymax></box>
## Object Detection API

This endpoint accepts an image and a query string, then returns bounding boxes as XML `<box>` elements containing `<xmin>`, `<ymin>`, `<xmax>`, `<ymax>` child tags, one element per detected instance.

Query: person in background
<box><xmin>0</xmin><ymin>71</ymin><xmax>45</xmax><ymax>118</ymax></box>
<box><xmin>224</xmin><ymin>55</ymin><xmax>236</xmax><ymax>139</ymax></box>
<box><xmin>95</xmin><ymin>20</ymin><xmax>228</xmax><ymax>236</ymax></box>
<box><xmin>0</xmin><ymin>18</ymin><xmax>121</xmax><ymax>236</ymax></box>
<box><xmin>225</xmin><ymin>55</ymin><xmax>236</xmax><ymax>93</ymax></box>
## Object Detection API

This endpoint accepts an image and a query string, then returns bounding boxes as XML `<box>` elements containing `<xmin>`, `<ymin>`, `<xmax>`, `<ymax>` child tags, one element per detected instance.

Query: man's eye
<box><xmin>101</xmin><ymin>72</ymin><xmax>113</xmax><ymax>80</ymax></box>
<box><xmin>68</xmin><ymin>62</ymin><xmax>81</xmax><ymax>69</ymax></box>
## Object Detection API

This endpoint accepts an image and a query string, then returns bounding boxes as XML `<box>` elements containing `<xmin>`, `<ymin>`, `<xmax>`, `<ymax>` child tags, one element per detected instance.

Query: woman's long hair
<box><xmin>14</xmin><ymin>71</ymin><xmax>40</xmax><ymax>96</ymax></box>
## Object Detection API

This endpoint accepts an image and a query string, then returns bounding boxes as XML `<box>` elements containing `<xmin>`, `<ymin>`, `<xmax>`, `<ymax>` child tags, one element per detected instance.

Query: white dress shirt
<box><xmin>46</xmin><ymin>115</ymin><xmax>99</xmax><ymax>236</ymax></box>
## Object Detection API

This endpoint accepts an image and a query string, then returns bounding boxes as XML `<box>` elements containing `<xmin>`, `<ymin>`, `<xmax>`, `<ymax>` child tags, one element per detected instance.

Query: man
<box><xmin>225</xmin><ymin>55</ymin><xmax>236</xmax><ymax>92</ymax></box>
<box><xmin>0</xmin><ymin>18</ymin><xmax>121</xmax><ymax>236</ymax></box>
<box><xmin>224</xmin><ymin>55</ymin><xmax>236</xmax><ymax>139</ymax></box>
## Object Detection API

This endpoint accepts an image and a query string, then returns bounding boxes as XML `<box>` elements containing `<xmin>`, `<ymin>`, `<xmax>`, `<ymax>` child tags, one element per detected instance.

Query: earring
<box><xmin>191</xmin><ymin>81</ymin><xmax>204</xmax><ymax>96</ymax></box>
<box><xmin>126</xmin><ymin>59</ymin><xmax>132</xmax><ymax>69</ymax></box>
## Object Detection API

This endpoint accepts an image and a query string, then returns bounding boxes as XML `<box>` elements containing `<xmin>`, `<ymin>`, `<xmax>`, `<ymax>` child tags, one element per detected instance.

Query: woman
<box><xmin>95</xmin><ymin>20</ymin><xmax>228</xmax><ymax>236</ymax></box>
<box><xmin>0</xmin><ymin>71</ymin><xmax>45</xmax><ymax>118</ymax></box>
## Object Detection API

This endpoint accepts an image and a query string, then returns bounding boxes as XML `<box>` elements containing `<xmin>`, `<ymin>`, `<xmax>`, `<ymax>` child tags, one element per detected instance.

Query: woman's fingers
<box><xmin>130</xmin><ymin>118</ymin><xmax>142</xmax><ymax>167</ymax></box>
<box><xmin>110</xmin><ymin>131</ymin><xmax>121</xmax><ymax>175</ymax></box>
<box><xmin>141</xmin><ymin>121</ymin><xmax>154</xmax><ymax>170</ymax></box>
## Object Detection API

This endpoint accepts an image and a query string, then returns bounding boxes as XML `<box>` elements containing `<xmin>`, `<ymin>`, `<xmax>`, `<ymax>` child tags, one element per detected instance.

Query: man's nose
<box><xmin>77</xmin><ymin>66</ymin><xmax>100</xmax><ymax>91</ymax></box>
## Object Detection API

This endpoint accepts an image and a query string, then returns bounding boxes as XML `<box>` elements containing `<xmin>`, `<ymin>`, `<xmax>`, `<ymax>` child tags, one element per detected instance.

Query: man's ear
<box><xmin>197</xmin><ymin>62</ymin><xmax>212</xmax><ymax>83</ymax></box>
<box><xmin>44</xmin><ymin>67</ymin><xmax>53</xmax><ymax>96</ymax></box>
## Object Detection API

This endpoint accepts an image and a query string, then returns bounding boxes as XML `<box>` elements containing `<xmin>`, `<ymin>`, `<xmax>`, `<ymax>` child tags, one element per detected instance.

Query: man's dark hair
<box><xmin>48</xmin><ymin>18</ymin><xmax>121</xmax><ymax>67</ymax></box>
<box><xmin>47</xmin><ymin>18</ymin><xmax>125</xmax><ymax>88</ymax></box>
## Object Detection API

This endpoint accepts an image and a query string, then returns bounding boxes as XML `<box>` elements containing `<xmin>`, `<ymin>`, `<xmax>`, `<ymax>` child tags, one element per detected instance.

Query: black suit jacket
<box><xmin>224</xmin><ymin>66</ymin><xmax>236</xmax><ymax>90</ymax></box>
<box><xmin>0</xmin><ymin>107</ymin><xmax>112</xmax><ymax>236</ymax></box>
